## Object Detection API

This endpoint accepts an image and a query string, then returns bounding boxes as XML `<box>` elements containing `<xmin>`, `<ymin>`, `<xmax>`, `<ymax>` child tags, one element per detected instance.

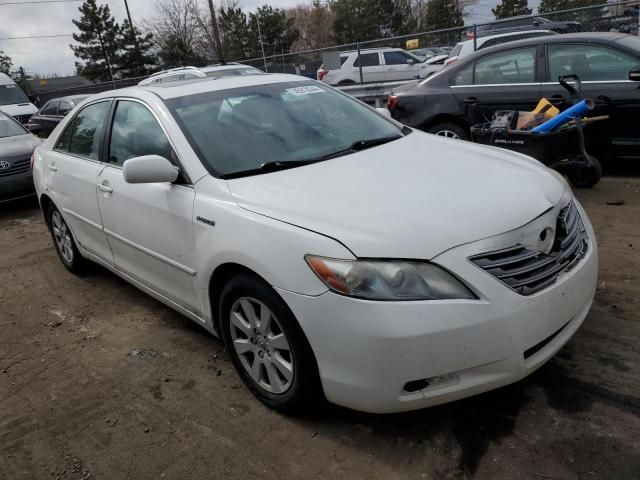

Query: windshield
<box><xmin>0</xmin><ymin>84</ymin><xmax>30</xmax><ymax>106</ymax></box>
<box><xmin>166</xmin><ymin>81</ymin><xmax>403</xmax><ymax>177</ymax></box>
<box><xmin>205</xmin><ymin>67</ymin><xmax>261</xmax><ymax>78</ymax></box>
<box><xmin>0</xmin><ymin>113</ymin><xmax>28</xmax><ymax>138</ymax></box>
<box><xmin>616</xmin><ymin>35</ymin><xmax>640</xmax><ymax>53</ymax></box>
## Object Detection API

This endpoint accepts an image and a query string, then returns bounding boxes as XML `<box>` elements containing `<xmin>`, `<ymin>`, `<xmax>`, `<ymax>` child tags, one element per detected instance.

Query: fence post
<box><xmin>473</xmin><ymin>24</ymin><xmax>477</xmax><ymax>52</ymax></box>
<box><xmin>357</xmin><ymin>42</ymin><xmax>363</xmax><ymax>84</ymax></box>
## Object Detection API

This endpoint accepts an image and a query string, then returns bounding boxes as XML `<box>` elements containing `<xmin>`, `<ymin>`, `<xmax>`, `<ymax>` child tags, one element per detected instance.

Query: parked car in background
<box><xmin>28</xmin><ymin>94</ymin><xmax>89</xmax><ymax>138</ymax></box>
<box><xmin>472</xmin><ymin>15</ymin><xmax>583</xmax><ymax>38</ymax></box>
<box><xmin>411</xmin><ymin>47</ymin><xmax>453</xmax><ymax>60</ymax></box>
<box><xmin>317</xmin><ymin>47</ymin><xmax>443</xmax><ymax>85</ymax></box>
<box><xmin>0</xmin><ymin>72</ymin><xmax>38</xmax><ymax>125</ymax></box>
<box><xmin>0</xmin><ymin>111</ymin><xmax>41</xmax><ymax>203</ymax></box>
<box><xmin>138</xmin><ymin>64</ymin><xmax>263</xmax><ymax>86</ymax></box>
<box><xmin>445</xmin><ymin>30</ymin><xmax>557</xmax><ymax>66</ymax></box>
<box><xmin>388</xmin><ymin>33</ymin><xmax>640</xmax><ymax>161</ymax></box>
<box><xmin>33</xmin><ymin>74</ymin><xmax>597</xmax><ymax>414</ymax></box>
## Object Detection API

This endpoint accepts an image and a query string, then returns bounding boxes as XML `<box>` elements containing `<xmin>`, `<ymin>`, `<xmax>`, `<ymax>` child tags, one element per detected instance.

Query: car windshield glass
<box><xmin>615</xmin><ymin>35</ymin><xmax>640</xmax><ymax>52</ymax></box>
<box><xmin>0</xmin><ymin>114</ymin><xmax>27</xmax><ymax>138</ymax></box>
<box><xmin>205</xmin><ymin>67</ymin><xmax>260</xmax><ymax>77</ymax></box>
<box><xmin>166</xmin><ymin>81</ymin><xmax>403</xmax><ymax>177</ymax></box>
<box><xmin>0</xmin><ymin>84</ymin><xmax>29</xmax><ymax>106</ymax></box>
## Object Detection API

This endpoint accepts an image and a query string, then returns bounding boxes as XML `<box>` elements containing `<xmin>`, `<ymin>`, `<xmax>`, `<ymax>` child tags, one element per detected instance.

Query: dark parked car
<box><xmin>0</xmin><ymin>111</ymin><xmax>41</xmax><ymax>203</ymax></box>
<box><xmin>389</xmin><ymin>33</ymin><xmax>640</xmax><ymax>161</ymax></box>
<box><xmin>473</xmin><ymin>16</ymin><xmax>583</xmax><ymax>38</ymax></box>
<box><xmin>28</xmin><ymin>94</ymin><xmax>89</xmax><ymax>138</ymax></box>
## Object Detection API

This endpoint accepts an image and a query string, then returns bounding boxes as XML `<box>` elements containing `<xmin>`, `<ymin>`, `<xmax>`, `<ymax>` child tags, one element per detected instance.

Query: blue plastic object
<box><xmin>531</xmin><ymin>99</ymin><xmax>594</xmax><ymax>133</ymax></box>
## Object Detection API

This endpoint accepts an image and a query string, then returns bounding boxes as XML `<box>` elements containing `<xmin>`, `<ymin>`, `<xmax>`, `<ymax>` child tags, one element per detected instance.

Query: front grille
<box><xmin>470</xmin><ymin>202</ymin><xmax>588</xmax><ymax>296</ymax></box>
<box><xmin>0</xmin><ymin>156</ymin><xmax>31</xmax><ymax>177</ymax></box>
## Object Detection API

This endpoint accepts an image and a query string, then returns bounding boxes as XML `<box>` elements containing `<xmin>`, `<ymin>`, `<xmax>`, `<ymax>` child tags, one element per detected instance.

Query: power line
<box><xmin>0</xmin><ymin>0</ymin><xmax>83</xmax><ymax>5</ymax></box>
<box><xmin>0</xmin><ymin>34</ymin><xmax>73</xmax><ymax>40</ymax></box>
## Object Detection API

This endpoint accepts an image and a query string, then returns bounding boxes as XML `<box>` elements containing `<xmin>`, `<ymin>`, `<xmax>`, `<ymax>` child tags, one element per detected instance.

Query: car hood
<box><xmin>226</xmin><ymin>132</ymin><xmax>568</xmax><ymax>259</ymax></box>
<box><xmin>0</xmin><ymin>134</ymin><xmax>41</xmax><ymax>158</ymax></box>
<box><xmin>0</xmin><ymin>103</ymin><xmax>38</xmax><ymax>116</ymax></box>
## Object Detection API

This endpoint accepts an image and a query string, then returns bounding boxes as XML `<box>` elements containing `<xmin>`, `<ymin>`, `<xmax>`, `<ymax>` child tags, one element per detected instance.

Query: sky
<box><xmin>0</xmin><ymin>0</ymin><xmax>303</xmax><ymax>76</ymax></box>
<box><xmin>0</xmin><ymin>0</ymin><xmax>543</xmax><ymax>77</ymax></box>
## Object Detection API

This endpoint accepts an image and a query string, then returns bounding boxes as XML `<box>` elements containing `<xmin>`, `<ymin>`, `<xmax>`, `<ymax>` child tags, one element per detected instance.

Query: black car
<box><xmin>28</xmin><ymin>94</ymin><xmax>89</xmax><ymax>138</ymax></box>
<box><xmin>389</xmin><ymin>33</ymin><xmax>640</xmax><ymax>161</ymax></box>
<box><xmin>474</xmin><ymin>16</ymin><xmax>582</xmax><ymax>38</ymax></box>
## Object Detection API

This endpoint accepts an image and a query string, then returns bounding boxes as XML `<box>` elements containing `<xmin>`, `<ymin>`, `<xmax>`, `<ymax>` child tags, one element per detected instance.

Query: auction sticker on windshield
<box><xmin>286</xmin><ymin>86</ymin><xmax>325</xmax><ymax>96</ymax></box>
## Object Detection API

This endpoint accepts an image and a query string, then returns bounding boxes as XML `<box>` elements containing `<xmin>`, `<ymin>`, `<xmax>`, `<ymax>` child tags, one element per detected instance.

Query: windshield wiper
<box><xmin>306</xmin><ymin>135</ymin><xmax>404</xmax><ymax>163</ymax></box>
<box><xmin>220</xmin><ymin>159</ymin><xmax>320</xmax><ymax>179</ymax></box>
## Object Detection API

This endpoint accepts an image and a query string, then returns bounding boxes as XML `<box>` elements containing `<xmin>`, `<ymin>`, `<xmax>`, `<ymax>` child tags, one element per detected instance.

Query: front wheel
<box><xmin>219</xmin><ymin>273</ymin><xmax>322</xmax><ymax>413</ymax></box>
<box><xmin>427</xmin><ymin>122</ymin><xmax>470</xmax><ymax>141</ymax></box>
<box><xmin>567</xmin><ymin>155</ymin><xmax>602</xmax><ymax>188</ymax></box>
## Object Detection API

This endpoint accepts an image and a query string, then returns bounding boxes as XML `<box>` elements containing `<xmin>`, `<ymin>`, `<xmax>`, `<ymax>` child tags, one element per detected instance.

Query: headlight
<box><xmin>305</xmin><ymin>255</ymin><xmax>476</xmax><ymax>301</ymax></box>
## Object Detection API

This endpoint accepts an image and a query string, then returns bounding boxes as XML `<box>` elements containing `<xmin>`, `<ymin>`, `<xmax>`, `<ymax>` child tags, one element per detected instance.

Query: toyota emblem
<box><xmin>0</xmin><ymin>160</ymin><xmax>10</xmax><ymax>170</ymax></box>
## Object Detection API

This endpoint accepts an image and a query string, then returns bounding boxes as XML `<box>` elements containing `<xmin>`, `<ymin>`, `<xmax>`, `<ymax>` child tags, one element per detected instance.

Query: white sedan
<box><xmin>32</xmin><ymin>74</ymin><xmax>597</xmax><ymax>414</ymax></box>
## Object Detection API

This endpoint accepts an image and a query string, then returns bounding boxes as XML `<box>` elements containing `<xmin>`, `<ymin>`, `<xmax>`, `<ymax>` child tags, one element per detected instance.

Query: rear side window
<box><xmin>354</xmin><ymin>53</ymin><xmax>380</xmax><ymax>67</ymax></box>
<box><xmin>40</xmin><ymin>101</ymin><xmax>58</xmax><ymax>116</ymax></box>
<box><xmin>474</xmin><ymin>47</ymin><xmax>536</xmax><ymax>84</ymax></box>
<box><xmin>547</xmin><ymin>43</ymin><xmax>640</xmax><ymax>81</ymax></box>
<box><xmin>108</xmin><ymin>100</ymin><xmax>174</xmax><ymax>167</ymax></box>
<box><xmin>57</xmin><ymin>101</ymin><xmax>110</xmax><ymax>159</ymax></box>
<box><xmin>450</xmin><ymin>44</ymin><xmax>463</xmax><ymax>57</ymax></box>
<box><xmin>59</xmin><ymin>100</ymin><xmax>74</xmax><ymax>116</ymax></box>
<box><xmin>383</xmin><ymin>51</ymin><xmax>413</xmax><ymax>65</ymax></box>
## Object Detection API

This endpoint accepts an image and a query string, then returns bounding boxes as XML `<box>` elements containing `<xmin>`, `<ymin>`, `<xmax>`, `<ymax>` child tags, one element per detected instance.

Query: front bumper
<box><xmin>278</xmin><ymin>201</ymin><xmax>598</xmax><ymax>413</ymax></box>
<box><xmin>0</xmin><ymin>170</ymin><xmax>35</xmax><ymax>202</ymax></box>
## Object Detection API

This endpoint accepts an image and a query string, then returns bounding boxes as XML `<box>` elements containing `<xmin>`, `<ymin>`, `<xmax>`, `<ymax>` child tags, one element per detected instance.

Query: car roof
<box><xmin>458</xmin><ymin>29</ymin><xmax>557</xmax><ymax>47</ymax></box>
<box><xmin>200</xmin><ymin>64</ymin><xmax>258</xmax><ymax>72</ymax></box>
<box><xmin>91</xmin><ymin>74</ymin><xmax>308</xmax><ymax>101</ymax></box>
<box><xmin>464</xmin><ymin>32</ymin><xmax>630</xmax><ymax>59</ymax></box>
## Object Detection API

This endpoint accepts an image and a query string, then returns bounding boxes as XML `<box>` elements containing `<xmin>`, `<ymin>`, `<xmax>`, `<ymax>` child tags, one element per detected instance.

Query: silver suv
<box><xmin>317</xmin><ymin>48</ymin><xmax>443</xmax><ymax>85</ymax></box>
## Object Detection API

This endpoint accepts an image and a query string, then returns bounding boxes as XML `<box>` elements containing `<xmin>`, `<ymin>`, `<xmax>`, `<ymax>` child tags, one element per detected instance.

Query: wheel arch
<box><xmin>39</xmin><ymin>193</ymin><xmax>54</xmax><ymax>230</ymax></box>
<box><xmin>420</xmin><ymin>114</ymin><xmax>470</xmax><ymax>133</ymax></box>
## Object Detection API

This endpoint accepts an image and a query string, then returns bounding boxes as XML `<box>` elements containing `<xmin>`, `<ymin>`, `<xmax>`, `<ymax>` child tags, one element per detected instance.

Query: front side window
<box><xmin>166</xmin><ymin>81</ymin><xmax>403</xmax><ymax>177</ymax></box>
<box><xmin>40</xmin><ymin>100</ymin><xmax>59</xmax><ymax>116</ymax></box>
<box><xmin>0</xmin><ymin>113</ymin><xmax>28</xmax><ymax>138</ymax></box>
<box><xmin>474</xmin><ymin>47</ymin><xmax>536</xmax><ymax>84</ymax></box>
<box><xmin>63</xmin><ymin>101</ymin><xmax>110</xmax><ymax>159</ymax></box>
<box><xmin>108</xmin><ymin>100</ymin><xmax>174</xmax><ymax>167</ymax></box>
<box><xmin>548</xmin><ymin>44</ymin><xmax>640</xmax><ymax>81</ymax></box>
<box><xmin>354</xmin><ymin>53</ymin><xmax>380</xmax><ymax>67</ymax></box>
<box><xmin>0</xmin><ymin>84</ymin><xmax>30</xmax><ymax>106</ymax></box>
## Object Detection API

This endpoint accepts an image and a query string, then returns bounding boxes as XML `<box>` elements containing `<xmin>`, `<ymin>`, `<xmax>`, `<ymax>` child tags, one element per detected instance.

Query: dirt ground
<box><xmin>1</xmin><ymin>176</ymin><xmax>639</xmax><ymax>480</ymax></box>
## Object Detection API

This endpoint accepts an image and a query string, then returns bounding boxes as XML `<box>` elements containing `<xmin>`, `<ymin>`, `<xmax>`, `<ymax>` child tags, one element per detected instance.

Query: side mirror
<box><xmin>27</xmin><ymin>123</ymin><xmax>42</xmax><ymax>134</ymax></box>
<box><xmin>630</xmin><ymin>66</ymin><xmax>640</xmax><ymax>82</ymax></box>
<box><xmin>122</xmin><ymin>155</ymin><xmax>179</xmax><ymax>184</ymax></box>
<box><xmin>407</xmin><ymin>59</ymin><xmax>415</xmax><ymax>65</ymax></box>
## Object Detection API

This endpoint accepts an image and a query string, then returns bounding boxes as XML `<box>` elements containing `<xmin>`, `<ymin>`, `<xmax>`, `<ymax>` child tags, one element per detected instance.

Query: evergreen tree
<box><xmin>422</xmin><ymin>0</ymin><xmax>464</xmax><ymax>45</ymax></box>
<box><xmin>0</xmin><ymin>51</ymin><xmax>12</xmax><ymax>75</ymax></box>
<box><xmin>493</xmin><ymin>0</ymin><xmax>532</xmax><ymax>19</ymax></box>
<box><xmin>156</xmin><ymin>33</ymin><xmax>207</xmax><ymax>66</ymax></box>
<box><xmin>117</xmin><ymin>19</ymin><xmax>157</xmax><ymax>77</ymax></box>
<box><xmin>219</xmin><ymin>7</ymin><xmax>253</xmax><ymax>59</ymax></box>
<box><xmin>71</xmin><ymin>0</ymin><xmax>121</xmax><ymax>82</ymax></box>
<box><xmin>332</xmin><ymin>0</ymin><xmax>417</xmax><ymax>44</ymax></box>
<box><xmin>248</xmin><ymin>6</ymin><xmax>299</xmax><ymax>58</ymax></box>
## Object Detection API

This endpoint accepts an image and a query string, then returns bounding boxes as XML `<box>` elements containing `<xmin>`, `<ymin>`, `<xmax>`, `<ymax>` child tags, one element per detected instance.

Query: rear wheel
<box><xmin>219</xmin><ymin>273</ymin><xmax>322</xmax><ymax>412</ymax></box>
<box><xmin>47</xmin><ymin>204</ymin><xmax>88</xmax><ymax>274</ymax></box>
<box><xmin>427</xmin><ymin>122</ymin><xmax>470</xmax><ymax>141</ymax></box>
<box><xmin>567</xmin><ymin>155</ymin><xmax>602</xmax><ymax>189</ymax></box>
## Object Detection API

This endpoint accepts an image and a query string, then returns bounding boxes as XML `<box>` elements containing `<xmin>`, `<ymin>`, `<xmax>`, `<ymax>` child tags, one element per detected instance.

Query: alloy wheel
<box><xmin>435</xmin><ymin>130</ymin><xmax>460</xmax><ymax>139</ymax></box>
<box><xmin>51</xmin><ymin>211</ymin><xmax>74</xmax><ymax>264</ymax></box>
<box><xmin>229</xmin><ymin>297</ymin><xmax>294</xmax><ymax>394</ymax></box>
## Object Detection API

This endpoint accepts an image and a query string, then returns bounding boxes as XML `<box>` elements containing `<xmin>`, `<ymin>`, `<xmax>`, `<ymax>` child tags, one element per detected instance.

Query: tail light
<box><xmin>317</xmin><ymin>69</ymin><xmax>328</xmax><ymax>81</ymax></box>
<box><xmin>444</xmin><ymin>57</ymin><xmax>458</xmax><ymax>67</ymax></box>
<box><xmin>387</xmin><ymin>95</ymin><xmax>399</xmax><ymax>110</ymax></box>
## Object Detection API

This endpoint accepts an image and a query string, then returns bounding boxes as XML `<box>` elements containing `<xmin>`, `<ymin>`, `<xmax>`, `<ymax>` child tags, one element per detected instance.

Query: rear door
<box><xmin>451</xmin><ymin>46</ymin><xmax>542</xmax><ymax>125</ymax></box>
<box><xmin>382</xmin><ymin>50</ymin><xmax>421</xmax><ymax>81</ymax></box>
<box><xmin>353</xmin><ymin>52</ymin><xmax>385</xmax><ymax>83</ymax></box>
<box><xmin>541</xmin><ymin>41</ymin><xmax>640</xmax><ymax>159</ymax></box>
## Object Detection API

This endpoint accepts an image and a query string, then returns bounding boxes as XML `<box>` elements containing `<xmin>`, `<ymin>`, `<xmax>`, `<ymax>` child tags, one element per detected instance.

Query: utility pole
<box><xmin>256</xmin><ymin>15</ymin><xmax>267</xmax><ymax>72</ymax></box>
<box><xmin>123</xmin><ymin>0</ymin><xmax>144</xmax><ymax>74</ymax></box>
<box><xmin>94</xmin><ymin>24</ymin><xmax>116</xmax><ymax>88</ymax></box>
<box><xmin>207</xmin><ymin>0</ymin><xmax>225</xmax><ymax>64</ymax></box>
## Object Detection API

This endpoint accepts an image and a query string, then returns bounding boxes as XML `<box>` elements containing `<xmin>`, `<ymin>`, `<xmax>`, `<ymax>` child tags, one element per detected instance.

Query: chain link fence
<box><xmin>30</xmin><ymin>0</ymin><xmax>640</xmax><ymax>105</ymax></box>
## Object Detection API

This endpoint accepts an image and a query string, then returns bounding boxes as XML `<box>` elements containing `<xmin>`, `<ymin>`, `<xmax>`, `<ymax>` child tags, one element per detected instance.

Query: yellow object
<box><xmin>406</xmin><ymin>39</ymin><xmax>419</xmax><ymax>50</ymax></box>
<box><xmin>533</xmin><ymin>98</ymin><xmax>560</xmax><ymax>118</ymax></box>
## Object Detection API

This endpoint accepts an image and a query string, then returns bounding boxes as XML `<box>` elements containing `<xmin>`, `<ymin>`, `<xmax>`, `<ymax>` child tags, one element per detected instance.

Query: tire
<box><xmin>47</xmin><ymin>204</ymin><xmax>88</xmax><ymax>274</ymax></box>
<box><xmin>219</xmin><ymin>273</ymin><xmax>322</xmax><ymax>413</ymax></box>
<box><xmin>567</xmin><ymin>155</ymin><xmax>602</xmax><ymax>189</ymax></box>
<box><xmin>427</xmin><ymin>122</ymin><xmax>470</xmax><ymax>141</ymax></box>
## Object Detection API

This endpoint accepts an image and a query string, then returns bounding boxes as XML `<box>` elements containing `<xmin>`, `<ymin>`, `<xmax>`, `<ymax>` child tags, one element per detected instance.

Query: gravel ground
<box><xmin>1</xmin><ymin>177</ymin><xmax>639</xmax><ymax>480</ymax></box>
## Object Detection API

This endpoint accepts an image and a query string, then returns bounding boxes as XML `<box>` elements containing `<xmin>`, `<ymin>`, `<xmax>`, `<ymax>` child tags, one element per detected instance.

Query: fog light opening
<box><xmin>403</xmin><ymin>373</ymin><xmax>457</xmax><ymax>393</ymax></box>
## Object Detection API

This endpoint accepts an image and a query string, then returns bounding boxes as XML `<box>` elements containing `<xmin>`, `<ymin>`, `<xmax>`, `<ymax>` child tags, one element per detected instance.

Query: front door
<box><xmin>452</xmin><ymin>47</ymin><xmax>542</xmax><ymax>126</ymax></box>
<box><xmin>48</xmin><ymin>99</ymin><xmax>113</xmax><ymax>264</ymax></box>
<box><xmin>541</xmin><ymin>42</ymin><xmax>640</xmax><ymax>160</ymax></box>
<box><xmin>382</xmin><ymin>50</ymin><xmax>421</xmax><ymax>81</ymax></box>
<box><xmin>96</xmin><ymin>99</ymin><xmax>199</xmax><ymax>313</ymax></box>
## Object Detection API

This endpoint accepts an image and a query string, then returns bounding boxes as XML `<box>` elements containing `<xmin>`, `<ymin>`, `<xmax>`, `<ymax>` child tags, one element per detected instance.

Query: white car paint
<box><xmin>32</xmin><ymin>74</ymin><xmax>598</xmax><ymax>413</ymax></box>
<box><xmin>0</xmin><ymin>73</ymin><xmax>38</xmax><ymax>122</ymax></box>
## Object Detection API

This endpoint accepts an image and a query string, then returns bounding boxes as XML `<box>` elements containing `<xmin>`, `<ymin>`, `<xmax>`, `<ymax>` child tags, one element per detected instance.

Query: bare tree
<box><xmin>287</xmin><ymin>3</ymin><xmax>335</xmax><ymax>52</ymax></box>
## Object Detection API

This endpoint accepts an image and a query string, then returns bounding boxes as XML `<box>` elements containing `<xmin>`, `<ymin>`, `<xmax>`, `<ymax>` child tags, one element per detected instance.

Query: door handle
<box><xmin>464</xmin><ymin>97</ymin><xmax>478</xmax><ymax>105</ymax></box>
<box><xmin>549</xmin><ymin>95</ymin><xmax>565</xmax><ymax>105</ymax></box>
<box><xmin>97</xmin><ymin>183</ymin><xmax>113</xmax><ymax>193</ymax></box>
<box><xmin>48</xmin><ymin>162</ymin><xmax>57</xmax><ymax>172</ymax></box>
